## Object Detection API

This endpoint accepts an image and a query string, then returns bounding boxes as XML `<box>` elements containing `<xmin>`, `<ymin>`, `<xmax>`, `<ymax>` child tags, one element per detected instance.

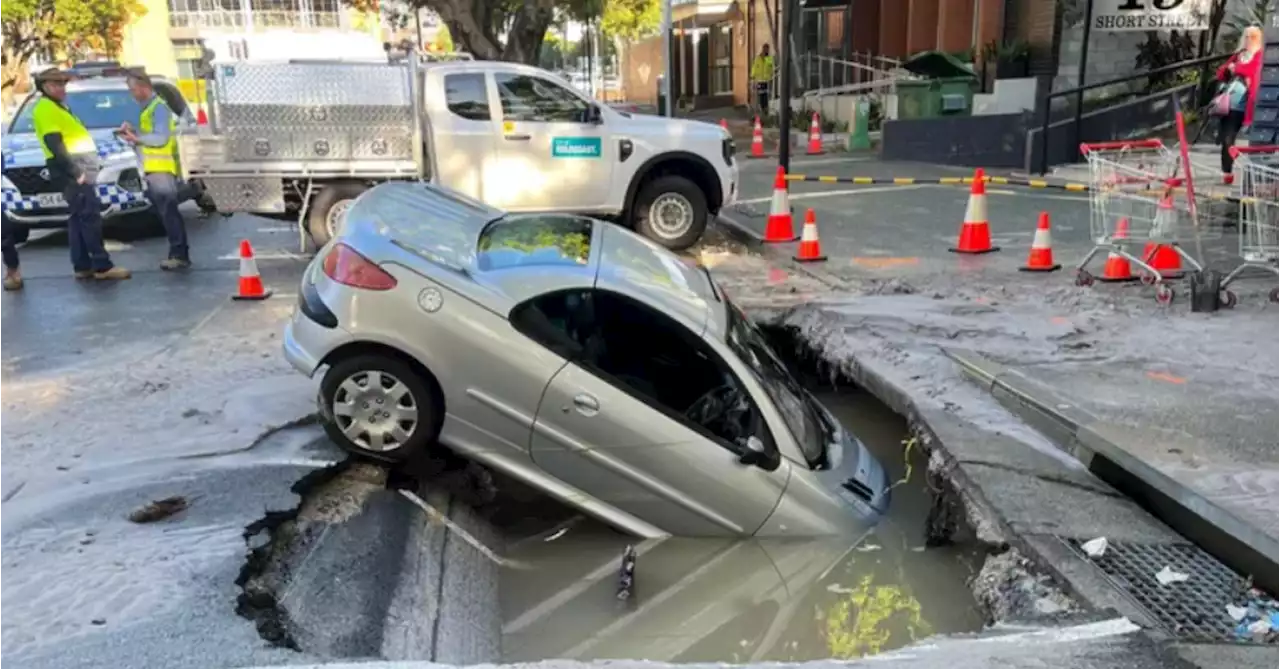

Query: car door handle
<box><xmin>505</xmin><ymin>134</ymin><xmax>532</xmax><ymax>141</ymax></box>
<box><xmin>567</xmin><ymin>393</ymin><xmax>600</xmax><ymax>416</ymax></box>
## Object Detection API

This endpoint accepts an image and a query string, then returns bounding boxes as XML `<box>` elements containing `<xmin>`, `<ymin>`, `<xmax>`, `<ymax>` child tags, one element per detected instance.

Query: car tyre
<box><xmin>633</xmin><ymin>175</ymin><xmax>708</xmax><ymax>251</ymax></box>
<box><xmin>306</xmin><ymin>182</ymin><xmax>368</xmax><ymax>247</ymax></box>
<box><xmin>319</xmin><ymin>353</ymin><xmax>442</xmax><ymax>463</ymax></box>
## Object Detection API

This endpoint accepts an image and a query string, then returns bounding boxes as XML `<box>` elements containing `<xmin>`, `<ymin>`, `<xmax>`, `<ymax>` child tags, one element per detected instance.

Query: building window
<box><xmin>167</xmin><ymin>0</ymin><xmax>340</xmax><ymax>29</ymax></box>
<box><xmin>711</xmin><ymin>23</ymin><xmax>733</xmax><ymax>96</ymax></box>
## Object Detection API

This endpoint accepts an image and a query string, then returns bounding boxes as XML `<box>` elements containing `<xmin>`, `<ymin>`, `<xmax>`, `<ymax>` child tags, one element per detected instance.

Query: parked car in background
<box><xmin>1</xmin><ymin>67</ymin><xmax>215</xmax><ymax>243</ymax></box>
<box><xmin>283</xmin><ymin>181</ymin><xmax>890</xmax><ymax>538</ymax></box>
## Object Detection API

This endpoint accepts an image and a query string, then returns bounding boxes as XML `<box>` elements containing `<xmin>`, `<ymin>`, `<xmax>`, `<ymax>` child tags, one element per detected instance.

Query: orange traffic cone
<box><xmin>719</xmin><ymin>118</ymin><xmax>729</xmax><ymax>131</ymax></box>
<box><xmin>1020</xmin><ymin>212</ymin><xmax>1061</xmax><ymax>272</ymax></box>
<box><xmin>950</xmin><ymin>168</ymin><xmax>999</xmax><ymax>254</ymax></box>
<box><xmin>793</xmin><ymin>208</ymin><xmax>827</xmax><ymax>262</ymax></box>
<box><xmin>232</xmin><ymin>239</ymin><xmax>273</xmax><ymax>300</ymax></box>
<box><xmin>806</xmin><ymin>112</ymin><xmax>824</xmax><ymax>155</ymax></box>
<box><xmin>196</xmin><ymin>107</ymin><xmax>208</xmax><ymax>126</ymax></box>
<box><xmin>763</xmin><ymin>166</ymin><xmax>798</xmax><ymax>243</ymax></box>
<box><xmin>1098</xmin><ymin>218</ymin><xmax>1137</xmax><ymax>283</ymax></box>
<box><xmin>1143</xmin><ymin>197</ymin><xmax>1184</xmax><ymax>278</ymax></box>
<box><xmin>749</xmin><ymin>116</ymin><xmax>767</xmax><ymax>159</ymax></box>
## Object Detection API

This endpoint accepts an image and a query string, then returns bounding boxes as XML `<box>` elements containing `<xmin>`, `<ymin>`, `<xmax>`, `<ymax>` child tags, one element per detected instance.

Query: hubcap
<box><xmin>325</xmin><ymin>199</ymin><xmax>354</xmax><ymax>239</ymax></box>
<box><xmin>649</xmin><ymin>193</ymin><xmax>694</xmax><ymax>240</ymax></box>
<box><xmin>331</xmin><ymin>370</ymin><xmax>418</xmax><ymax>452</ymax></box>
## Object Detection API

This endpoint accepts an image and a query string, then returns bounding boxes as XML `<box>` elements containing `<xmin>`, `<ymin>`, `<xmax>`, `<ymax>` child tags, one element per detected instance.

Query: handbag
<box><xmin>1209</xmin><ymin>88</ymin><xmax>1232</xmax><ymax>116</ymax></box>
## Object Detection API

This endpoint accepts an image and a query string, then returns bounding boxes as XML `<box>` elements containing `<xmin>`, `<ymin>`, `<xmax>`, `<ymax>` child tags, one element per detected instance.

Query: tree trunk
<box><xmin>503</xmin><ymin>5</ymin><xmax>554</xmax><ymax>64</ymax></box>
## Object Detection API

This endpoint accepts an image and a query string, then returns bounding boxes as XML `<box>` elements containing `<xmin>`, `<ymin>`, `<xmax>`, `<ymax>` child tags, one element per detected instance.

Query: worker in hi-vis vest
<box><xmin>750</xmin><ymin>44</ymin><xmax>774</xmax><ymax>115</ymax></box>
<box><xmin>30</xmin><ymin>69</ymin><xmax>131</xmax><ymax>280</ymax></box>
<box><xmin>119</xmin><ymin>71</ymin><xmax>189</xmax><ymax>270</ymax></box>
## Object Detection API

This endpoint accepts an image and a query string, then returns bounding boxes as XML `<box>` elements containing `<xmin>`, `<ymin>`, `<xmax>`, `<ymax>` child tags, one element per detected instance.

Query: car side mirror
<box><xmin>737</xmin><ymin>435</ymin><xmax>768</xmax><ymax>466</ymax></box>
<box><xmin>583</xmin><ymin>104</ymin><xmax>603</xmax><ymax>125</ymax></box>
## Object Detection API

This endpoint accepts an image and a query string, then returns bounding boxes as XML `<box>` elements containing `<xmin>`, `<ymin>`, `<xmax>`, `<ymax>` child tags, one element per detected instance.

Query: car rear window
<box><xmin>477</xmin><ymin>216</ymin><xmax>592</xmax><ymax>272</ymax></box>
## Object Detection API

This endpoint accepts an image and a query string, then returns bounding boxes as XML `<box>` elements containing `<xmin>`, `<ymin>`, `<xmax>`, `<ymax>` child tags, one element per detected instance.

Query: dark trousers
<box><xmin>63</xmin><ymin>174</ymin><xmax>114</xmax><ymax>273</ymax></box>
<box><xmin>1219</xmin><ymin>109</ymin><xmax>1246</xmax><ymax>173</ymax></box>
<box><xmin>146</xmin><ymin>172</ymin><xmax>189</xmax><ymax>261</ymax></box>
<box><xmin>755</xmin><ymin>82</ymin><xmax>769</xmax><ymax>113</ymax></box>
<box><xmin>1</xmin><ymin>216</ymin><xmax>18</xmax><ymax>271</ymax></box>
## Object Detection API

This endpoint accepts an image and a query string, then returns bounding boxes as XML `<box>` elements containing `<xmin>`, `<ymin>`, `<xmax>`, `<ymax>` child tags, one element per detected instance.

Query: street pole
<box><xmin>1071</xmin><ymin>0</ymin><xmax>1094</xmax><ymax>154</ymax></box>
<box><xmin>661</xmin><ymin>0</ymin><xmax>673</xmax><ymax>116</ymax></box>
<box><xmin>778</xmin><ymin>0</ymin><xmax>795</xmax><ymax>172</ymax></box>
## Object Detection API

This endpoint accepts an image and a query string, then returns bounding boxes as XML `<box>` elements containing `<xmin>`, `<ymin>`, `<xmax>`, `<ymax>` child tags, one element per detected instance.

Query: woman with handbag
<box><xmin>1214</xmin><ymin>26</ymin><xmax>1264</xmax><ymax>183</ymax></box>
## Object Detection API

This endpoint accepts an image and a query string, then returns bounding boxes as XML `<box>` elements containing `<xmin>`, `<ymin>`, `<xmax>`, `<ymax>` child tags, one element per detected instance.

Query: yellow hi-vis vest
<box><xmin>751</xmin><ymin>55</ymin><xmax>775</xmax><ymax>83</ymax></box>
<box><xmin>139</xmin><ymin>96</ymin><xmax>179</xmax><ymax>175</ymax></box>
<box><xmin>31</xmin><ymin>97</ymin><xmax>97</xmax><ymax>160</ymax></box>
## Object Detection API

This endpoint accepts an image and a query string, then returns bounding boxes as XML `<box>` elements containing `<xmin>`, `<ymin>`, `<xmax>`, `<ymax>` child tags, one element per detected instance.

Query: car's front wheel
<box><xmin>319</xmin><ymin>354</ymin><xmax>441</xmax><ymax>462</ymax></box>
<box><xmin>633</xmin><ymin>175</ymin><xmax>708</xmax><ymax>251</ymax></box>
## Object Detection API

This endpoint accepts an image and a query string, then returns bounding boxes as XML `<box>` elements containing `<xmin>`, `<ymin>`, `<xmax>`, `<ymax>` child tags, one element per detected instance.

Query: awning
<box><xmin>672</xmin><ymin>0</ymin><xmax>743</xmax><ymax>27</ymax></box>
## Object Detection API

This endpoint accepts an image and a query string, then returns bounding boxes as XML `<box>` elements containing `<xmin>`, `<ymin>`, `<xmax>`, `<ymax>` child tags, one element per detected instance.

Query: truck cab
<box><xmin>423</xmin><ymin>61</ymin><xmax>739</xmax><ymax>249</ymax></box>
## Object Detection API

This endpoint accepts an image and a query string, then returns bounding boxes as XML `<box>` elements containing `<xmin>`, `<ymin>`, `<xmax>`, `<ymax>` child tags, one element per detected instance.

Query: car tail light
<box><xmin>322</xmin><ymin>243</ymin><xmax>397</xmax><ymax>290</ymax></box>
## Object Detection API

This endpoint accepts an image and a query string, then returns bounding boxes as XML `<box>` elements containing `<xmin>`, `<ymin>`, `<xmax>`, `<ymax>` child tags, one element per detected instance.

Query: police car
<box><xmin>1</xmin><ymin>65</ymin><xmax>208</xmax><ymax>243</ymax></box>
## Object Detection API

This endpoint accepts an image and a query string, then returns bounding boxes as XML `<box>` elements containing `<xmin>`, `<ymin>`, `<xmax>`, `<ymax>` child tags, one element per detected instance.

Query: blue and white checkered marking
<box><xmin>1</xmin><ymin>184</ymin><xmax>149</xmax><ymax>213</ymax></box>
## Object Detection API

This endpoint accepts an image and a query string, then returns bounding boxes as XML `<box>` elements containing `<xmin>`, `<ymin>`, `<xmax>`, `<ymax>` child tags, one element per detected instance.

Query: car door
<box><xmin>428</xmin><ymin>71</ymin><xmax>499</xmax><ymax>202</ymax></box>
<box><xmin>518</xmin><ymin>289</ymin><xmax>790</xmax><ymax>537</ymax></box>
<box><xmin>487</xmin><ymin>71</ymin><xmax>614</xmax><ymax>211</ymax></box>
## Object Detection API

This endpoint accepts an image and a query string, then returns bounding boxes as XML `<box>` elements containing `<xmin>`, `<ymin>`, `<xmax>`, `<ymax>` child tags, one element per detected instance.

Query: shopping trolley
<box><xmin>1075</xmin><ymin>139</ymin><xmax>1231</xmax><ymax>304</ymax></box>
<box><xmin>1220</xmin><ymin>145</ymin><xmax>1280</xmax><ymax>306</ymax></box>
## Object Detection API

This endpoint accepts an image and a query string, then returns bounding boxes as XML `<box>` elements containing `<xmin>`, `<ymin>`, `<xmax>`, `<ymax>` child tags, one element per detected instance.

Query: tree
<box><xmin>1</xmin><ymin>0</ymin><xmax>145</xmax><ymax>90</ymax></box>
<box><xmin>600</xmin><ymin>0</ymin><xmax>658</xmax><ymax>41</ymax></box>
<box><xmin>348</xmin><ymin>0</ymin><xmax>584</xmax><ymax>64</ymax></box>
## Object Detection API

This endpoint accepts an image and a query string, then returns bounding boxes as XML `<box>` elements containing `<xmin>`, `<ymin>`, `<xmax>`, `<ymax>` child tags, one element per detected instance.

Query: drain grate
<box><xmin>1065</xmin><ymin>538</ymin><xmax>1272</xmax><ymax>644</ymax></box>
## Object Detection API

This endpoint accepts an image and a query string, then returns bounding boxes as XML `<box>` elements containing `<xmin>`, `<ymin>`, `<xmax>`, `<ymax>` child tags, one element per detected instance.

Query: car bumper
<box><xmin>1</xmin><ymin>185</ymin><xmax>151</xmax><ymax>227</ymax></box>
<box><xmin>282</xmin><ymin>287</ymin><xmax>354</xmax><ymax>377</ymax></box>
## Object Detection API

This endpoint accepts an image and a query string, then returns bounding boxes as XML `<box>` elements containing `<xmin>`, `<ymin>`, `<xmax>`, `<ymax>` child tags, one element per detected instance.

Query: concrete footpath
<box><xmin>720</xmin><ymin>156</ymin><xmax>1278</xmax><ymax>667</ymax></box>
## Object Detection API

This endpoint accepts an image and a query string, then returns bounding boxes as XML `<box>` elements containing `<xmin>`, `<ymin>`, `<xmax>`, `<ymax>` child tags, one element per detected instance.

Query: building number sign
<box><xmin>1093</xmin><ymin>0</ymin><xmax>1211</xmax><ymax>32</ymax></box>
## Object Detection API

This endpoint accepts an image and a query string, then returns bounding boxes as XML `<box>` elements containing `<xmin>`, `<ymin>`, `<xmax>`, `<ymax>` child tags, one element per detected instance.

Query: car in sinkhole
<box><xmin>282</xmin><ymin>181</ymin><xmax>890</xmax><ymax>538</ymax></box>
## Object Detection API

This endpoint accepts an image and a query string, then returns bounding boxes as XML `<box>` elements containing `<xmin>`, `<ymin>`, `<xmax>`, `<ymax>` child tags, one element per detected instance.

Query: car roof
<box><xmin>346</xmin><ymin>182</ymin><xmax>719</xmax><ymax>336</ymax></box>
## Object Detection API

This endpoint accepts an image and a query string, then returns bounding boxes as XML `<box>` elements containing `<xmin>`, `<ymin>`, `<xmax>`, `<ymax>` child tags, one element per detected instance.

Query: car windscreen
<box><xmin>723</xmin><ymin>299</ymin><xmax>830</xmax><ymax>468</ymax></box>
<box><xmin>9</xmin><ymin>90</ymin><xmax>141</xmax><ymax>134</ymax></box>
<box><xmin>476</xmin><ymin>216</ymin><xmax>592</xmax><ymax>272</ymax></box>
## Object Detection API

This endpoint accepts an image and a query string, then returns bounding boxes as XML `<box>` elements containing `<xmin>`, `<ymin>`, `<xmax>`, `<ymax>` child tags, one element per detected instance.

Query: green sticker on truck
<box><xmin>551</xmin><ymin>137</ymin><xmax>602</xmax><ymax>158</ymax></box>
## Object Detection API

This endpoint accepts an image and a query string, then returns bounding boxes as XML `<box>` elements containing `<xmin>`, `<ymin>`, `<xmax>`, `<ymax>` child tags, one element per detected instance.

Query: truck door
<box><xmin>430</xmin><ymin>71</ymin><xmax>499</xmax><ymax>202</ymax></box>
<box><xmin>487</xmin><ymin>72</ymin><xmax>615</xmax><ymax>212</ymax></box>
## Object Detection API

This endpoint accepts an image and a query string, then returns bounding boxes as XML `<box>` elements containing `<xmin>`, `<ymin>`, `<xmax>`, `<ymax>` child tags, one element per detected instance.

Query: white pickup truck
<box><xmin>183</xmin><ymin>56</ymin><xmax>740</xmax><ymax>250</ymax></box>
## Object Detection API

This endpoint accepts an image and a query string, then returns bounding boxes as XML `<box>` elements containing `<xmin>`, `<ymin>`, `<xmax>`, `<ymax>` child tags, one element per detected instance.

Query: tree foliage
<box><xmin>1</xmin><ymin>0</ymin><xmax>145</xmax><ymax>89</ymax></box>
<box><xmin>600</xmin><ymin>0</ymin><xmax>659</xmax><ymax>41</ymax></box>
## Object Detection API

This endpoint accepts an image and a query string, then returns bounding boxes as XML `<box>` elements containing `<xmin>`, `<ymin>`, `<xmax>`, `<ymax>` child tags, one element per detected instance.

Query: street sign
<box><xmin>1091</xmin><ymin>0</ymin><xmax>1212</xmax><ymax>32</ymax></box>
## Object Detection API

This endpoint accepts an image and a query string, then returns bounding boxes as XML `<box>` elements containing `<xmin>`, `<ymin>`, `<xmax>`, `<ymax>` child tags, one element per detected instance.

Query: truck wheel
<box><xmin>306</xmin><ymin>182</ymin><xmax>368</xmax><ymax>246</ymax></box>
<box><xmin>633</xmin><ymin>175</ymin><xmax>708</xmax><ymax>251</ymax></box>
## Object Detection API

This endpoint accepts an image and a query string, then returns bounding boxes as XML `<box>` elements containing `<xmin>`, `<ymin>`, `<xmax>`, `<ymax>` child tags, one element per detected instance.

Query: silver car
<box><xmin>283</xmin><ymin>182</ymin><xmax>889</xmax><ymax>538</ymax></box>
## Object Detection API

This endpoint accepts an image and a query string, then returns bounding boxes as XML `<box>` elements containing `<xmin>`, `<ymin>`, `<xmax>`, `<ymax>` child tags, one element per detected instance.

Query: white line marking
<box><xmin>216</xmin><ymin>251</ymin><xmax>308</xmax><ymax>261</ymax></box>
<box><xmin>256</xmin><ymin>226</ymin><xmax>295</xmax><ymax>233</ymax></box>
<box><xmin>988</xmin><ymin>189</ymin><xmax>1090</xmax><ymax>202</ymax></box>
<box><xmin>737</xmin><ymin>183</ymin><xmax>929</xmax><ymax>205</ymax></box>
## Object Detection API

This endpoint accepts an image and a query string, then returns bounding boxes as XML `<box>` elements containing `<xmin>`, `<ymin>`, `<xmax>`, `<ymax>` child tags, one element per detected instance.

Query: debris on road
<box><xmin>616</xmin><ymin>544</ymin><xmax>637</xmax><ymax>602</ymax></box>
<box><xmin>1230</xmin><ymin>590</ymin><xmax>1280</xmax><ymax>642</ymax></box>
<box><xmin>1154</xmin><ymin>566</ymin><xmax>1189</xmax><ymax>586</ymax></box>
<box><xmin>128</xmin><ymin>496</ymin><xmax>189</xmax><ymax>523</ymax></box>
<box><xmin>1081</xmin><ymin>537</ymin><xmax>1108</xmax><ymax>558</ymax></box>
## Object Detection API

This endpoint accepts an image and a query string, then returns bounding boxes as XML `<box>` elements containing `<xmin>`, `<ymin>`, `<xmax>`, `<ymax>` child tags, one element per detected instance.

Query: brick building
<box><xmin>621</xmin><ymin>0</ymin><xmax>1088</xmax><ymax>109</ymax></box>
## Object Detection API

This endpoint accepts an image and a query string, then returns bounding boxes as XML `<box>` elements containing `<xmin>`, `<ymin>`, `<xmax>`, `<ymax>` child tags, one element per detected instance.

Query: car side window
<box><xmin>509</xmin><ymin>289</ymin><xmax>595</xmax><ymax>361</ymax></box>
<box><xmin>444</xmin><ymin>73</ymin><xmax>492</xmax><ymax>122</ymax></box>
<box><xmin>581</xmin><ymin>290</ymin><xmax>768</xmax><ymax>453</ymax></box>
<box><xmin>493</xmin><ymin>73</ymin><xmax>587</xmax><ymax>123</ymax></box>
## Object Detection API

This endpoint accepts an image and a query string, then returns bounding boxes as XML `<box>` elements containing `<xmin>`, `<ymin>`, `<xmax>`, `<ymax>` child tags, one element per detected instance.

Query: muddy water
<box><xmin>498</xmin><ymin>388</ymin><xmax>986</xmax><ymax>663</ymax></box>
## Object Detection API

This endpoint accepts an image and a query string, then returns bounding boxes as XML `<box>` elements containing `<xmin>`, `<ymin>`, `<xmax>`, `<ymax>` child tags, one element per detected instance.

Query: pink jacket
<box><xmin>1217</xmin><ymin>50</ymin><xmax>1263</xmax><ymax>127</ymax></box>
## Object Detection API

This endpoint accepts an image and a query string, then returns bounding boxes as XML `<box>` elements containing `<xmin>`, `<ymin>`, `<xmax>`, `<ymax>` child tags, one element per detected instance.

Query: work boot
<box><xmin>74</xmin><ymin>270</ymin><xmax>95</xmax><ymax>280</ymax></box>
<box><xmin>3</xmin><ymin>270</ymin><xmax>22</xmax><ymax>291</ymax></box>
<box><xmin>94</xmin><ymin>266</ymin><xmax>132</xmax><ymax>281</ymax></box>
<box><xmin>160</xmin><ymin>258</ymin><xmax>192</xmax><ymax>271</ymax></box>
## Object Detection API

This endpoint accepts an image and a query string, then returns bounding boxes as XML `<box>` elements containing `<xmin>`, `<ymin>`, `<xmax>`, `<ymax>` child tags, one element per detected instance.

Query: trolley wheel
<box><xmin>1155</xmin><ymin>283</ymin><xmax>1175</xmax><ymax>305</ymax></box>
<box><xmin>1140</xmin><ymin>272</ymin><xmax>1158</xmax><ymax>287</ymax></box>
<box><xmin>1220</xmin><ymin>290</ymin><xmax>1238</xmax><ymax>309</ymax></box>
<box><xmin>1270</xmin><ymin>287</ymin><xmax>1278</xmax><ymax>303</ymax></box>
<box><xmin>1074</xmin><ymin>270</ymin><xmax>1095</xmax><ymax>287</ymax></box>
